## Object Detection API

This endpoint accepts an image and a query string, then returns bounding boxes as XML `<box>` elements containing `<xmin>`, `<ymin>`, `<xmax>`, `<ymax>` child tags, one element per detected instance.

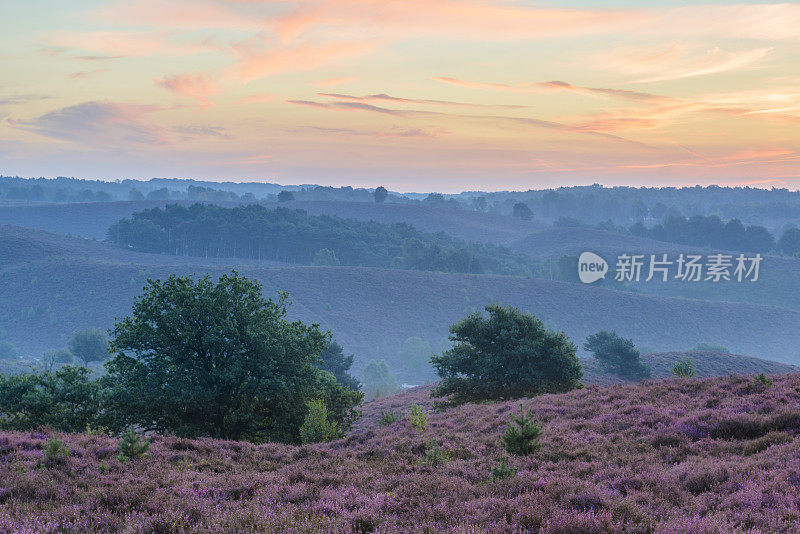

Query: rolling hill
<box><xmin>2</xmin><ymin>225</ymin><xmax>800</xmax><ymax>376</ymax></box>
<box><xmin>509</xmin><ymin>226</ymin><xmax>800</xmax><ymax>312</ymax></box>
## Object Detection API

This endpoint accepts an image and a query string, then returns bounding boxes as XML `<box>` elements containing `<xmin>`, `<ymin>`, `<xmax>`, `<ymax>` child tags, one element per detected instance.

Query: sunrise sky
<box><xmin>1</xmin><ymin>1</ymin><xmax>799</xmax><ymax>192</ymax></box>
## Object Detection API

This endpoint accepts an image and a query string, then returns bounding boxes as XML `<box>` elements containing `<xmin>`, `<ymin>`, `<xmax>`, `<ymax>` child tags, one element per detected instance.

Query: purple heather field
<box><xmin>3</xmin><ymin>373</ymin><xmax>800</xmax><ymax>533</ymax></box>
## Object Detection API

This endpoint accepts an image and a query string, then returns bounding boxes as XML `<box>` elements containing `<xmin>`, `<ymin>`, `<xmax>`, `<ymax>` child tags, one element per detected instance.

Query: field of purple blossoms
<box><xmin>4</xmin><ymin>373</ymin><xmax>800</xmax><ymax>533</ymax></box>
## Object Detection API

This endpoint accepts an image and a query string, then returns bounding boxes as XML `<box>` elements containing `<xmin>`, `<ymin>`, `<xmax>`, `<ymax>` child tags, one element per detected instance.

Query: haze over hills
<box><xmin>3</xmin><ymin>225</ymin><xmax>800</xmax><ymax>377</ymax></box>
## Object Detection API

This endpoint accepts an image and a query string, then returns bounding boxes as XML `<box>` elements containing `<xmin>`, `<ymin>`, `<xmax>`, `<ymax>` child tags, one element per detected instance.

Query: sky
<box><xmin>1</xmin><ymin>1</ymin><xmax>799</xmax><ymax>192</ymax></box>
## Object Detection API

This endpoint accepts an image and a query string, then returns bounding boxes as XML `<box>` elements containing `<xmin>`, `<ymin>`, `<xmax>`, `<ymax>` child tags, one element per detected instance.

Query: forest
<box><xmin>106</xmin><ymin>203</ymin><xmax>532</xmax><ymax>275</ymax></box>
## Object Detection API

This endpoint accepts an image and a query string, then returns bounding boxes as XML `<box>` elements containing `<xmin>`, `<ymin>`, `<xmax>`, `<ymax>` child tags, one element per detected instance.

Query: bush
<box><xmin>502</xmin><ymin>405</ymin><xmax>542</xmax><ymax>456</ymax></box>
<box><xmin>407</xmin><ymin>403</ymin><xmax>428</xmax><ymax>436</ymax></box>
<box><xmin>0</xmin><ymin>366</ymin><xmax>102</xmax><ymax>432</ymax></box>
<box><xmin>421</xmin><ymin>440</ymin><xmax>450</xmax><ymax>467</ymax></box>
<box><xmin>300</xmin><ymin>399</ymin><xmax>340</xmax><ymax>444</ymax></box>
<box><xmin>753</xmin><ymin>373</ymin><xmax>773</xmax><ymax>388</ymax></box>
<box><xmin>431</xmin><ymin>305</ymin><xmax>582</xmax><ymax>404</ymax></box>
<box><xmin>116</xmin><ymin>428</ymin><xmax>150</xmax><ymax>461</ymax></box>
<box><xmin>584</xmin><ymin>330</ymin><xmax>650</xmax><ymax>381</ymax></box>
<box><xmin>379</xmin><ymin>410</ymin><xmax>399</xmax><ymax>426</ymax></box>
<box><xmin>672</xmin><ymin>358</ymin><xmax>695</xmax><ymax>378</ymax></box>
<box><xmin>43</xmin><ymin>438</ymin><xmax>70</xmax><ymax>466</ymax></box>
<box><xmin>489</xmin><ymin>457</ymin><xmax>519</xmax><ymax>482</ymax></box>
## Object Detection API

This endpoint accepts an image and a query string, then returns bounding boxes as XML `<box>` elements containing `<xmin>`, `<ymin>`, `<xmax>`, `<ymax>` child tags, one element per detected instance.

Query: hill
<box><xmin>0</xmin><ymin>200</ymin><xmax>541</xmax><ymax>244</ymax></box>
<box><xmin>3</xmin><ymin>226</ymin><xmax>800</xmax><ymax>377</ymax></box>
<box><xmin>508</xmin><ymin>226</ymin><xmax>695</xmax><ymax>260</ymax></box>
<box><xmin>582</xmin><ymin>351</ymin><xmax>798</xmax><ymax>386</ymax></box>
<box><xmin>3</xmin><ymin>373</ymin><xmax>800</xmax><ymax>532</ymax></box>
<box><xmin>509</xmin><ymin>226</ymin><xmax>800</xmax><ymax>312</ymax></box>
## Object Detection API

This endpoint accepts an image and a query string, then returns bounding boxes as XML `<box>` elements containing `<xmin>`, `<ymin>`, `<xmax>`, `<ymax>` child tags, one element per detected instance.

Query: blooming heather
<box><xmin>2</xmin><ymin>374</ymin><xmax>800</xmax><ymax>532</ymax></box>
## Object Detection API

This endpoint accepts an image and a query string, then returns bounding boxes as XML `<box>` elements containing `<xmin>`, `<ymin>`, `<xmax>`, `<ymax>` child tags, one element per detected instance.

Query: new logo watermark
<box><xmin>578</xmin><ymin>252</ymin><xmax>762</xmax><ymax>284</ymax></box>
<box><xmin>578</xmin><ymin>252</ymin><xmax>608</xmax><ymax>284</ymax></box>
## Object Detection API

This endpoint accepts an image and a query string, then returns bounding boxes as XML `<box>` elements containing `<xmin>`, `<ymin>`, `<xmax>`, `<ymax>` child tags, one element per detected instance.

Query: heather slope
<box><xmin>3</xmin><ymin>373</ymin><xmax>800</xmax><ymax>532</ymax></box>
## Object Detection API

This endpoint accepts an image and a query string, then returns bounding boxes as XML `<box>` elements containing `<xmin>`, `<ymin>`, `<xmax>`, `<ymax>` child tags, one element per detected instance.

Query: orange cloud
<box><xmin>155</xmin><ymin>73</ymin><xmax>219</xmax><ymax>108</ymax></box>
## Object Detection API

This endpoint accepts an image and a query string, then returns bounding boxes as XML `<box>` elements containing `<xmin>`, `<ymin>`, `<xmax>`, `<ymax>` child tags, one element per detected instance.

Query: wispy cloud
<box><xmin>597</xmin><ymin>45</ymin><xmax>772</xmax><ymax>84</ymax></box>
<box><xmin>317</xmin><ymin>92</ymin><xmax>529</xmax><ymax>109</ymax></box>
<box><xmin>70</xmin><ymin>69</ymin><xmax>108</xmax><ymax>80</ymax></box>
<box><xmin>155</xmin><ymin>73</ymin><xmax>219</xmax><ymax>108</ymax></box>
<box><xmin>11</xmin><ymin>101</ymin><xmax>169</xmax><ymax>147</ymax></box>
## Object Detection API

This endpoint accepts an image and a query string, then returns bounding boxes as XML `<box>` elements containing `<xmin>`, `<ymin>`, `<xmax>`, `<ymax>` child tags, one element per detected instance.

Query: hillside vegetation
<box><xmin>3</xmin><ymin>373</ymin><xmax>800</xmax><ymax>532</ymax></box>
<box><xmin>4</xmin><ymin>226</ymin><xmax>800</xmax><ymax>372</ymax></box>
<box><xmin>106</xmin><ymin>203</ymin><xmax>531</xmax><ymax>275</ymax></box>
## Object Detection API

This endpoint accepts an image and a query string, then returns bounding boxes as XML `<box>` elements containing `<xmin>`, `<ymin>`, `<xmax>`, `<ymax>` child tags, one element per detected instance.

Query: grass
<box><xmin>3</xmin><ymin>373</ymin><xmax>800</xmax><ymax>531</ymax></box>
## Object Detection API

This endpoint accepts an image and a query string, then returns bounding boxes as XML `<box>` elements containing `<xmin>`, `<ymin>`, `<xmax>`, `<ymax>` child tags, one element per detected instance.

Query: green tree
<box><xmin>512</xmin><ymin>202</ymin><xmax>533</xmax><ymax>220</ymax></box>
<box><xmin>299</xmin><ymin>398</ymin><xmax>340</xmax><ymax>443</ymax></box>
<box><xmin>103</xmin><ymin>272</ymin><xmax>361</xmax><ymax>443</ymax></box>
<box><xmin>362</xmin><ymin>359</ymin><xmax>401</xmax><ymax>400</ymax></box>
<box><xmin>317</xmin><ymin>341</ymin><xmax>360</xmax><ymax>390</ymax></box>
<box><xmin>583</xmin><ymin>330</ymin><xmax>651</xmax><ymax>380</ymax></box>
<box><xmin>277</xmin><ymin>190</ymin><xmax>295</xmax><ymax>202</ymax></box>
<box><xmin>67</xmin><ymin>328</ymin><xmax>109</xmax><ymax>366</ymax></box>
<box><xmin>501</xmin><ymin>405</ymin><xmax>542</xmax><ymax>456</ymax></box>
<box><xmin>312</xmin><ymin>248</ymin><xmax>340</xmax><ymax>266</ymax></box>
<box><xmin>397</xmin><ymin>336</ymin><xmax>434</xmax><ymax>384</ymax></box>
<box><xmin>0</xmin><ymin>366</ymin><xmax>102</xmax><ymax>432</ymax></box>
<box><xmin>778</xmin><ymin>227</ymin><xmax>800</xmax><ymax>256</ymax></box>
<box><xmin>431</xmin><ymin>305</ymin><xmax>582</xmax><ymax>404</ymax></box>
<box><xmin>0</xmin><ymin>340</ymin><xmax>17</xmax><ymax>360</ymax></box>
<box><xmin>373</xmin><ymin>186</ymin><xmax>388</xmax><ymax>203</ymax></box>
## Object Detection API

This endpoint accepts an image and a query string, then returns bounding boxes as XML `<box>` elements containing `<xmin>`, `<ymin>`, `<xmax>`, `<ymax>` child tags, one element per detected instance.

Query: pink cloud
<box><xmin>229</xmin><ymin>39</ymin><xmax>374</xmax><ymax>83</ymax></box>
<box><xmin>237</xmin><ymin>93</ymin><xmax>277</xmax><ymax>105</ymax></box>
<box><xmin>155</xmin><ymin>73</ymin><xmax>219</xmax><ymax>108</ymax></box>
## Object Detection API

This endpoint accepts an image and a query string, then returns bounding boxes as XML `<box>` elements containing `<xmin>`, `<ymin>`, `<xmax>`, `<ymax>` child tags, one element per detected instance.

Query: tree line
<box><xmin>107</xmin><ymin>203</ymin><xmax>532</xmax><ymax>275</ymax></box>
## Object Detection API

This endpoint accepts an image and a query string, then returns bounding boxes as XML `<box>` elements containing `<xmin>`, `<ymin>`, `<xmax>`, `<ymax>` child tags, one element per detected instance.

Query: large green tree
<box><xmin>104</xmin><ymin>272</ymin><xmax>362</xmax><ymax>443</ymax></box>
<box><xmin>317</xmin><ymin>341</ymin><xmax>360</xmax><ymax>391</ymax></box>
<box><xmin>431</xmin><ymin>305</ymin><xmax>582</xmax><ymax>404</ymax></box>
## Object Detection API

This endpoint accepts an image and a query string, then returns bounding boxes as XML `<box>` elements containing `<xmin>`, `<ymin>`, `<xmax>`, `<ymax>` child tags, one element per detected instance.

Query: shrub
<box><xmin>300</xmin><ymin>399</ymin><xmax>340</xmax><ymax>444</ymax></box>
<box><xmin>431</xmin><ymin>305</ymin><xmax>582</xmax><ymax>404</ymax></box>
<box><xmin>672</xmin><ymin>358</ymin><xmax>695</xmax><ymax>378</ymax></box>
<box><xmin>489</xmin><ymin>457</ymin><xmax>519</xmax><ymax>482</ymax></box>
<box><xmin>502</xmin><ymin>405</ymin><xmax>542</xmax><ymax>456</ymax></box>
<box><xmin>116</xmin><ymin>428</ymin><xmax>150</xmax><ymax>461</ymax></box>
<box><xmin>379</xmin><ymin>410</ymin><xmax>399</xmax><ymax>426</ymax></box>
<box><xmin>407</xmin><ymin>403</ymin><xmax>428</xmax><ymax>436</ymax></box>
<box><xmin>421</xmin><ymin>439</ymin><xmax>450</xmax><ymax>467</ymax></box>
<box><xmin>753</xmin><ymin>373</ymin><xmax>773</xmax><ymax>388</ymax></box>
<box><xmin>0</xmin><ymin>366</ymin><xmax>102</xmax><ymax>432</ymax></box>
<box><xmin>584</xmin><ymin>330</ymin><xmax>650</xmax><ymax>381</ymax></box>
<box><xmin>43</xmin><ymin>438</ymin><xmax>70</xmax><ymax>466</ymax></box>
